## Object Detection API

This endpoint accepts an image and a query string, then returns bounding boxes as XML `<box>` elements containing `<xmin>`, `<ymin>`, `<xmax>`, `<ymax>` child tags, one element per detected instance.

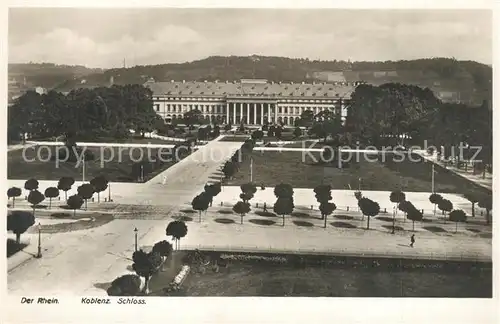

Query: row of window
<box><xmin>162</xmin><ymin>114</ymin><xmax>301</xmax><ymax>126</ymax></box>
<box><xmin>154</xmin><ymin>97</ymin><xmax>343</xmax><ymax>104</ymax></box>
<box><xmin>155</xmin><ymin>104</ymin><xmax>342</xmax><ymax>115</ymax></box>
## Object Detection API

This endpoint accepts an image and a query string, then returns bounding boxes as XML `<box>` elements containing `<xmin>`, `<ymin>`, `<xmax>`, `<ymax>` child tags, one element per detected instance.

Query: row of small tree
<box><xmin>107</xmin><ymin>220</ymin><xmax>188</xmax><ymax>296</ymax></box>
<box><xmin>191</xmin><ymin>183</ymin><xmax>222</xmax><ymax>222</ymax></box>
<box><xmin>7</xmin><ymin>176</ymin><xmax>110</xmax><ymax>216</ymax></box>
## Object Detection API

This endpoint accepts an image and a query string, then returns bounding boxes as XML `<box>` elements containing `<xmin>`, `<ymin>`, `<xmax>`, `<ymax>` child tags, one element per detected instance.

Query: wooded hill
<box><xmin>9</xmin><ymin>56</ymin><xmax>492</xmax><ymax>105</ymax></box>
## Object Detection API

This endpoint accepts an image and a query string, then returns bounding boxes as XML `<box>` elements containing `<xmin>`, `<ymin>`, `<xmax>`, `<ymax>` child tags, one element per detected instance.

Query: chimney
<box><xmin>109</xmin><ymin>75</ymin><xmax>114</xmax><ymax>86</ymax></box>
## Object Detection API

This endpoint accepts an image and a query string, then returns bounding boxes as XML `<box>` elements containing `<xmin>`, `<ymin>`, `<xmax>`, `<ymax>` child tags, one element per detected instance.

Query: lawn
<box><xmin>226</xmin><ymin>151</ymin><xmax>490</xmax><ymax>197</ymax></box>
<box><xmin>162</xmin><ymin>253</ymin><xmax>492</xmax><ymax>297</ymax></box>
<box><xmin>7</xmin><ymin>145</ymin><xmax>186</xmax><ymax>182</ymax></box>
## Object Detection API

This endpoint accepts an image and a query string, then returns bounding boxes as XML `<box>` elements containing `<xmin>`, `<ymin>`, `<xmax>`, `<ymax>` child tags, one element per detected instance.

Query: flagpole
<box><xmin>82</xmin><ymin>155</ymin><xmax>86</xmax><ymax>183</ymax></box>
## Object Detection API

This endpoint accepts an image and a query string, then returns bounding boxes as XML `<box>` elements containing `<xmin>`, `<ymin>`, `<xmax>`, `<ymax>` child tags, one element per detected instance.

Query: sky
<box><xmin>8</xmin><ymin>8</ymin><xmax>492</xmax><ymax>68</ymax></box>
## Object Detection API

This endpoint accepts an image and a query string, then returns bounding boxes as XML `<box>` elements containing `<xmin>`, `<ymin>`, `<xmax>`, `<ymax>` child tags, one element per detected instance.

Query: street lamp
<box><xmin>134</xmin><ymin>228</ymin><xmax>138</xmax><ymax>252</ymax></box>
<box><xmin>391</xmin><ymin>207</ymin><xmax>396</xmax><ymax>234</ymax></box>
<box><xmin>358</xmin><ymin>178</ymin><xmax>362</xmax><ymax>191</ymax></box>
<box><xmin>82</xmin><ymin>155</ymin><xmax>86</xmax><ymax>183</ymax></box>
<box><xmin>431</xmin><ymin>163</ymin><xmax>436</xmax><ymax>193</ymax></box>
<box><xmin>36</xmin><ymin>222</ymin><xmax>42</xmax><ymax>258</ymax></box>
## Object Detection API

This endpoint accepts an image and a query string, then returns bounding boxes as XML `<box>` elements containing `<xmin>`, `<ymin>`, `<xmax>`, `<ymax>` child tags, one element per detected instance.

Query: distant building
<box><xmin>145</xmin><ymin>79</ymin><xmax>359</xmax><ymax>125</ymax></box>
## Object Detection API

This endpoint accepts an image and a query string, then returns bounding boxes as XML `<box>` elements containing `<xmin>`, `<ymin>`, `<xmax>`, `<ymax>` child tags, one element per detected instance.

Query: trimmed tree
<box><xmin>251</xmin><ymin>130</ymin><xmax>264</xmax><ymax>141</ymax></box>
<box><xmin>222</xmin><ymin>161</ymin><xmax>236</xmax><ymax>179</ymax></box>
<box><xmin>203</xmin><ymin>182</ymin><xmax>221</xmax><ymax>207</ymax></box>
<box><xmin>398</xmin><ymin>200</ymin><xmax>414</xmax><ymax>223</ymax></box>
<box><xmin>273</xmin><ymin>197</ymin><xmax>294</xmax><ymax>227</ymax></box>
<box><xmin>354</xmin><ymin>191</ymin><xmax>363</xmax><ymax>201</ymax></box>
<box><xmin>191</xmin><ymin>192</ymin><xmax>211</xmax><ymax>222</ymax></box>
<box><xmin>429</xmin><ymin>193</ymin><xmax>443</xmax><ymax>216</ymax></box>
<box><xmin>239</xmin><ymin>192</ymin><xmax>254</xmax><ymax>204</ymax></box>
<box><xmin>314</xmin><ymin>184</ymin><xmax>333</xmax><ymax>219</ymax></box>
<box><xmin>319</xmin><ymin>202</ymin><xmax>336</xmax><ymax>228</ymax></box>
<box><xmin>67</xmin><ymin>194</ymin><xmax>84</xmax><ymax>217</ymax></box>
<box><xmin>90</xmin><ymin>175</ymin><xmax>109</xmax><ymax>203</ymax></box>
<box><xmin>358</xmin><ymin>197</ymin><xmax>380</xmax><ymax>230</ymax></box>
<box><xmin>27</xmin><ymin>190</ymin><xmax>45</xmax><ymax>217</ymax></box>
<box><xmin>449</xmin><ymin>209</ymin><xmax>467</xmax><ymax>233</ymax></box>
<box><xmin>478</xmin><ymin>195</ymin><xmax>492</xmax><ymax>225</ymax></box>
<box><xmin>233</xmin><ymin>201</ymin><xmax>251</xmax><ymax>224</ymax></box>
<box><xmin>438</xmin><ymin>199</ymin><xmax>453</xmax><ymax>223</ymax></box>
<box><xmin>152</xmin><ymin>240</ymin><xmax>174</xmax><ymax>271</ymax></box>
<box><xmin>77</xmin><ymin>183</ymin><xmax>94</xmax><ymax>209</ymax></box>
<box><xmin>132</xmin><ymin>250</ymin><xmax>162</xmax><ymax>294</ymax></box>
<box><xmin>406</xmin><ymin>206</ymin><xmax>423</xmax><ymax>231</ymax></box>
<box><xmin>390</xmin><ymin>190</ymin><xmax>406</xmax><ymax>216</ymax></box>
<box><xmin>166</xmin><ymin>220</ymin><xmax>188</xmax><ymax>250</ymax></box>
<box><xmin>24</xmin><ymin>178</ymin><xmax>39</xmax><ymax>193</ymax></box>
<box><xmin>57</xmin><ymin>176</ymin><xmax>75</xmax><ymax>201</ymax></box>
<box><xmin>7</xmin><ymin>210</ymin><xmax>35</xmax><ymax>244</ymax></box>
<box><xmin>274</xmin><ymin>183</ymin><xmax>294</xmax><ymax>199</ymax></box>
<box><xmin>7</xmin><ymin>187</ymin><xmax>22</xmax><ymax>208</ymax></box>
<box><xmin>463</xmin><ymin>193</ymin><xmax>479</xmax><ymax>217</ymax></box>
<box><xmin>44</xmin><ymin>187</ymin><xmax>60</xmax><ymax>209</ymax></box>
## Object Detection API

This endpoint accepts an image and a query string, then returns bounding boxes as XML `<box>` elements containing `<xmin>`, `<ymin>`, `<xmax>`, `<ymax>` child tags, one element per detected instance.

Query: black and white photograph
<box><xmin>3</xmin><ymin>2</ymin><xmax>495</xmax><ymax>323</ymax></box>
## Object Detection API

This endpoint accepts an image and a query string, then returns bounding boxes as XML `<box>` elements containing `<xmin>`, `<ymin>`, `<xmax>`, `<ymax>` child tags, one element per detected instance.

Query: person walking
<box><xmin>263</xmin><ymin>202</ymin><xmax>267</xmax><ymax>213</ymax></box>
<box><xmin>410</xmin><ymin>234</ymin><xmax>415</xmax><ymax>248</ymax></box>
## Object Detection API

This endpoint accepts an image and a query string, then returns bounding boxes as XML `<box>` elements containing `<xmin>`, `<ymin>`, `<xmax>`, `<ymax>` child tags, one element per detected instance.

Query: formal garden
<box><xmin>6</xmin><ymin>81</ymin><xmax>493</xmax><ymax>298</ymax></box>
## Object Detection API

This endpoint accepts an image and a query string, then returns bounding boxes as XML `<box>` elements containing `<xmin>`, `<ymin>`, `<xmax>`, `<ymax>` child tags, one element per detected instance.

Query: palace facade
<box><xmin>145</xmin><ymin>78</ymin><xmax>359</xmax><ymax>126</ymax></box>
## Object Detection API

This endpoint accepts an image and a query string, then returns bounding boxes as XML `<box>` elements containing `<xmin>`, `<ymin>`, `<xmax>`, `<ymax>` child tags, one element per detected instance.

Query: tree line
<box><xmin>8</xmin><ymin>84</ymin><xmax>161</xmax><ymax>143</ymax></box>
<box><xmin>292</xmin><ymin>82</ymin><xmax>492</xmax><ymax>175</ymax></box>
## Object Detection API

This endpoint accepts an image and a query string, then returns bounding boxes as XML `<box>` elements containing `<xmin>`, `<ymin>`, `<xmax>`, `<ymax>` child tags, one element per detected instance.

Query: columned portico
<box><xmin>260</xmin><ymin>103</ymin><xmax>264</xmax><ymax>125</ymax></box>
<box><xmin>149</xmin><ymin>79</ymin><xmax>355</xmax><ymax>126</ymax></box>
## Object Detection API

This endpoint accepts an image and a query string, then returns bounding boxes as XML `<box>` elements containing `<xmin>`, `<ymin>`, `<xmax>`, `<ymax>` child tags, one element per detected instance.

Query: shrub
<box><xmin>107</xmin><ymin>274</ymin><xmax>142</xmax><ymax>296</ymax></box>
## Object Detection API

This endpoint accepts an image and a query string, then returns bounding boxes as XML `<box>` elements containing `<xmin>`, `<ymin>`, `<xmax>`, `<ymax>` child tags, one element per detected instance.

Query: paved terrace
<box><xmin>7</xmin><ymin>136</ymin><xmax>242</xmax><ymax>295</ymax></box>
<box><xmin>7</xmin><ymin>139</ymin><xmax>492</xmax><ymax>295</ymax></box>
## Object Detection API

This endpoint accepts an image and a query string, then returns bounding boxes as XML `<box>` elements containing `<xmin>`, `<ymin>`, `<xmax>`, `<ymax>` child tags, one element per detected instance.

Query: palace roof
<box><xmin>145</xmin><ymin>79</ymin><xmax>358</xmax><ymax>99</ymax></box>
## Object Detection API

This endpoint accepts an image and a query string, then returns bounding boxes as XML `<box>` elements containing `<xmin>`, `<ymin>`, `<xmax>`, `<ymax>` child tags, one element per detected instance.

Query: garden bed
<box><xmin>160</xmin><ymin>251</ymin><xmax>492</xmax><ymax>297</ymax></box>
<box><xmin>226</xmin><ymin>151</ymin><xmax>490</xmax><ymax>197</ymax></box>
<box><xmin>7</xmin><ymin>144</ymin><xmax>195</xmax><ymax>183</ymax></box>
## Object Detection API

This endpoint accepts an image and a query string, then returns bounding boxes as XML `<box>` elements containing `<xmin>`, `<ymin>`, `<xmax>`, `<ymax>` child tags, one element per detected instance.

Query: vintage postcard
<box><xmin>2</xmin><ymin>1</ymin><xmax>496</xmax><ymax>323</ymax></box>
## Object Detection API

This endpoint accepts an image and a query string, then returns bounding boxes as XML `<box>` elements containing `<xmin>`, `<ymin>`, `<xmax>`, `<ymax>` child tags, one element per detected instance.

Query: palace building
<box><xmin>145</xmin><ymin>79</ymin><xmax>360</xmax><ymax>126</ymax></box>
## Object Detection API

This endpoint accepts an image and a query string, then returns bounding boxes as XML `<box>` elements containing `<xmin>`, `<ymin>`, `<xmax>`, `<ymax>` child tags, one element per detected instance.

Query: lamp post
<box><xmin>134</xmin><ymin>228</ymin><xmax>138</xmax><ymax>252</ymax></box>
<box><xmin>431</xmin><ymin>163</ymin><xmax>435</xmax><ymax>193</ymax></box>
<box><xmin>358</xmin><ymin>178</ymin><xmax>362</xmax><ymax>191</ymax></box>
<box><xmin>82</xmin><ymin>155</ymin><xmax>86</xmax><ymax>183</ymax></box>
<box><xmin>108</xmin><ymin>183</ymin><xmax>111</xmax><ymax>202</ymax></box>
<box><xmin>36</xmin><ymin>222</ymin><xmax>42</xmax><ymax>258</ymax></box>
<box><xmin>391</xmin><ymin>207</ymin><xmax>396</xmax><ymax>234</ymax></box>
